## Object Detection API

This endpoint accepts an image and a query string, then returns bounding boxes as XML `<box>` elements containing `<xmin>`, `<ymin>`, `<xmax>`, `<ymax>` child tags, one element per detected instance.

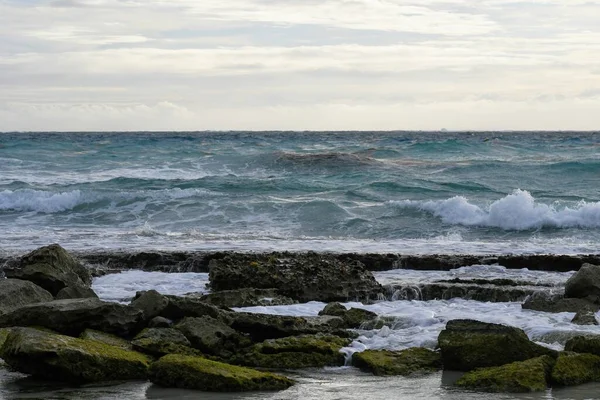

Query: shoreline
<box><xmin>4</xmin><ymin>250</ymin><xmax>600</xmax><ymax>275</ymax></box>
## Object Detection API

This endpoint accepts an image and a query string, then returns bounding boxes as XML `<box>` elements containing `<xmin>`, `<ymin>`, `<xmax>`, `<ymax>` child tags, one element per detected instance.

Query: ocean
<box><xmin>1</xmin><ymin>131</ymin><xmax>600</xmax><ymax>255</ymax></box>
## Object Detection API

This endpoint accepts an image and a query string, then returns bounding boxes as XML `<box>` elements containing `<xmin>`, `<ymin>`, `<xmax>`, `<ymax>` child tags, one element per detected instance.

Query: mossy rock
<box><xmin>438</xmin><ymin>319</ymin><xmax>557</xmax><ymax>371</ymax></box>
<box><xmin>149</xmin><ymin>354</ymin><xmax>294</xmax><ymax>391</ymax></box>
<box><xmin>343</xmin><ymin>308</ymin><xmax>378</xmax><ymax>328</ymax></box>
<box><xmin>235</xmin><ymin>334</ymin><xmax>351</xmax><ymax>369</ymax></box>
<box><xmin>565</xmin><ymin>335</ymin><xmax>600</xmax><ymax>356</ymax></box>
<box><xmin>80</xmin><ymin>329</ymin><xmax>132</xmax><ymax>350</ymax></box>
<box><xmin>132</xmin><ymin>328</ymin><xmax>202</xmax><ymax>357</ymax></box>
<box><xmin>0</xmin><ymin>327</ymin><xmax>151</xmax><ymax>382</ymax></box>
<box><xmin>352</xmin><ymin>348</ymin><xmax>442</xmax><ymax>376</ymax></box>
<box><xmin>175</xmin><ymin>316</ymin><xmax>249</xmax><ymax>357</ymax></box>
<box><xmin>551</xmin><ymin>351</ymin><xmax>600</xmax><ymax>386</ymax></box>
<box><xmin>319</xmin><ymin>302</ymin><xmax>347</xmax><ymax>317</ymax></box>
<box><xmin>0</xmin><ymin>328</ymin><xmax>10</xmax><ymax>350</ymax></box>
<box><xmin>455</xmin><ymin>355</ymin><xmax>554</xmax><ymax>393</ymax></box>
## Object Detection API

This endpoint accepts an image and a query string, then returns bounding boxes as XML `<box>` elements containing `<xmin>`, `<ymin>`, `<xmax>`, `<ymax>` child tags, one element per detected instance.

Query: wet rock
<box><xmin>4</xmin><ymin>244</ymin><xmax>91</xmax><ymax>296</ymax></box>
<box><xmin>352</xmin><ymin>348</ymin><xmax>442</xmax><ymax>376</ymax></box>
<box><xmin>132</xmin><ymin>328</ymin><xmax>200</xmax><ymax>357</ymax></box>
<box><xmin>175</xmin><ymin>316</ymin><xmax>249</xmax><ymax>357</ymax></box>
<box><xmin>571</xmin><ymin>309</ymin><xmax>599</xmax><ymax>325</ymax></box>
<box><xmin>161</xmin><ymin>295</ymin><xmax>227</xmax><ymax>321</ymax></box>
<box><xmin>0</xmin><ymin>328</ymin><xmax>10</xmax><ymax>349</ymax></box>
<box><xmin>455</xmin><ymin>356</ymin><xmax>554</xmax><ymax>393</ymax></box>
<box><xmin>438</xmin><ymin>319</ymin><xmax>556</xmax><ymax>371</ymax></box>
<box><xmin>149</xmin><ymin>316</ymin><xmax>172</xmax><ymax>328</ymax></box>
<box><xmin>149</xmin><ymin>354</ymin><xmax>294</xmax><ymax>392</ymax></box>
<box><xmin>55</xmin><ymin>284</ymin><xmax>98</xmax><ymax>300</ymax></box>
<box><xmin>0</xmin><ymin>279</ymin><xmax>53</xmax><ymax>315</ymax></box>
<box><xmin>195</xmin><ymin>288</ymin><xmax>296</xmax><ymax>308</ymax></box>
<box><xmin>304</xmin><ymin>315</ymin><xmax>348</xmax><ymax>331</ymax></box>
<box><xmin>550</xmin><ymin>351</ymin><xmax>600</xmax><ymax>386</ymax></box>
<box><xmin>0</xmin><ymin>327</ymin><xmax>150</xmax><ymax>382</ymax></box>
<box><xmin>0</xmin><ymin>298</ymin><xmax>144</xmax><ymax>337</ymax></box>
<box><xmin>208</xmin><ymin>253</ymin><xmax>383</xmax><ymax>303</ymax></box>
<box><xmin>522</xmin><ymin>292</ymin><xmax>599</xmax><ymax>313</ymax></box>
<box><xmin>565</xmin><ymin>335</ymin><xmax>600</xmax><ymax>356</ymax></box>
<box><xmin>565</xmin><ymin>263</ymin><xmax>600</xmax><ymax>300</ymax></box>
<box><xmin>131</xmin><ymin>290</ymin><xmax>169</xmax><ymax>319</ymax></box>
<box><xmin>319</xmin><ymin>302</ymin><xmax>347</xmax><ymax>317</ymax></box>
<box><xmin>234</xmin><ymin>334</ymin><xmax>350</xmax><ymax>369</ymax></box>
<box><xmin>80</xmin><ymin>329</ymin><xmax>132</xmax><ymax>350</ymax></box>
<box><xmin>343</xmin><ymin>308</ymin><xmax>378</xmax><ymax>328</ymax></box>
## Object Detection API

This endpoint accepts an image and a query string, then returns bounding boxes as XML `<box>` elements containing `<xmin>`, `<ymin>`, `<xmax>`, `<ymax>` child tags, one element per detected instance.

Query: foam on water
<box><xmin>391</xmin><ymin>189</ymin><xmax>600</xmax><ymax>230</ymax></box>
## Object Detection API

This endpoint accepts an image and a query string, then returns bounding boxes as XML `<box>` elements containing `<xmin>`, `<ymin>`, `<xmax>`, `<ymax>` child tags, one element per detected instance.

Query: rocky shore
<box><xmin>2</xmin><ymin>244</ymin><xmax>600</xmax><ymax>394</ymax></box>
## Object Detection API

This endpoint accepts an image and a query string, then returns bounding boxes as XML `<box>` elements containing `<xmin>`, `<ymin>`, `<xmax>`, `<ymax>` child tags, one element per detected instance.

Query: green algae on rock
<box><xmin>80</xmin><ymin>329</ymin><xmax>133</xmax><ymax>350</ymax></box>
<box><xmin>455</xmin><ymin>355</ymin><xmax>554</xmax><ymax>393</ymax></box>
<box><xmin>438</xmin><ymin>319</ymin><xmax>556</xmax><ymax>371</ymax></box>
<box><xmin>0</xmin><ymin>328</ymin><xmax>10</xmax><ymax>350</ymax></box>
<box><xmin>0</xmin><ymin>327</ymin><xmax>151</xmax><ymax>382</ymax></box>
<box><xmin>565</xmin><ymin>335</ymin><xmax>600</xmax><ymax>356</ymax></box>
<box><xmin>235</xmin><ymin>334</ymin><xmax>350</xmax><ymax>369</ymax></box>
<box><xmin>132</xmin><ymin>327</ymin><xmax>202</xmax><ymax>357</ymax></box>
<box><xmin>149</xmin><ymin>354</ymin><xmax>294</xmax><ymax>391</ymax></box>
<box><xmin>352</xmin><ymin>348</ymin><xmax>442</xmax><ymax>376</ymax></box>
<box><xmin>551</xmin><ymin>352</ymin><xmax>600</xmax><ymax>386</ymax></box>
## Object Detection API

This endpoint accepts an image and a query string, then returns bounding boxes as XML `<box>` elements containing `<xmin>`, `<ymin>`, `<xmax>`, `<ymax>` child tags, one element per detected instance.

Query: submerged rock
<box><xmin>438</xmin><ymin>319</ymin><xmax>556</xmax><ymax>371</ymax></box>
<box><xmin>352</xmin><ymin>348</ymin><xmax>442</xmax><ymax>376</ymax></box>
<box><xmin>209</xmin><ymin>253</ymin><xmax>383</xmax><ymax>303</ymax></box>
<box><xmin>0</xmin><ymin>279</ymin><xmax>53</xmax><ymax>315</ymax></box>
<box><xmin>565</xmin><ymin>263</ymin><xmax>600</xmax><ymax>300</ymax></box>
<box><xmin>0</xmin><ymin>298</ymin><xmax>144</xmax><ymax>337</ymax></box>
<box><xmin>132</xmin><ymin>328</ymin><xmax>200</xmax><ymax>356</ymax></box>
<box><xmin>149</xmin><ymin>354</ymin><xmax>294</xmax><ymax>391</ymax></box>
<box><xmin>455</xmin><ymin>356</ymin><xmax>554</xmax><ymax>393</ymax></box>
<box><xmin>195</xmin><ymin>288</ymin><xmax>296</xmax><ymax>308</ymax></box>
<box><xmin>235</xmin><ymin>334</ymin><xmax>350</xmax><ymax>369</ymax></box>
<box><xmin>551</xmin><ymin>351</ymin><xmax>600</xmax><ymax>386</ymax></box>
<box><xmin>4</xmin><ymin>244</ymin><xmax>91</xmax><ymax>296</ymax></box>
<box><xmin>0</xmin><ymin>327</ymin><xmax>151</xmax><ymax>382</ymax></box>
<box><xmin>571</xmin><ymin>309</ymin><xmax>599</xmax><ymax>325</ymax></box>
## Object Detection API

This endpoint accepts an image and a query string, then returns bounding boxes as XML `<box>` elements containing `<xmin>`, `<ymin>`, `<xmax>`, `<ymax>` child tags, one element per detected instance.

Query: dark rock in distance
<box><xmin>437</xmin><ymin>319</ymin><xmax>556</xmax><ymax>371</ymax></box>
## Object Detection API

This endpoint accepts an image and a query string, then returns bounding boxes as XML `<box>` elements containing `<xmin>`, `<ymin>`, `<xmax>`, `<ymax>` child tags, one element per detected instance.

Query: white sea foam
<box><xmin>390</xmin><ymin>189</ymin><xmax>600</xmax><ymax>230</ymax></box>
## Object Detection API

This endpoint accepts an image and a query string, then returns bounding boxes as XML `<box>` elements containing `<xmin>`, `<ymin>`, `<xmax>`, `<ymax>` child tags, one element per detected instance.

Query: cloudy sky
<box><xmin>1</xmin><ymin>0</ymin><xmax>599</xmax><ymax>131</ymax></box>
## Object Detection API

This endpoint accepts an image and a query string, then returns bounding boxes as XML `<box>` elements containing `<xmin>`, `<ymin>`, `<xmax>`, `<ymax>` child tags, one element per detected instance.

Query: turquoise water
<box><xmin>1</xmin><ymin>131</ymin><xmax>600</xmax><ymax>254</ymax></box>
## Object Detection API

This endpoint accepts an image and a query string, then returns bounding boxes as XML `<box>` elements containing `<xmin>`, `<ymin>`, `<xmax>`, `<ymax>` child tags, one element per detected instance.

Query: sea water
<box><xmin>2</xmin><ymin>131</ymin><xmax>600</xmax><ymax>254</ymax></box>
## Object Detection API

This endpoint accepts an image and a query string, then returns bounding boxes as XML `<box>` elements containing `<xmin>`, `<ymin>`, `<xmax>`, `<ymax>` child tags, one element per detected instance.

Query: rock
<box><xmin>455</xmin><ymin>356</ymin><xmax>554</xmax><ymax>393</ymax></box>
<box><xmin>196</xmin><ymin>288</ymin><xmax>296</xmax><ymax>308</ymax></box>
<box><xmin>304</xmin><ymin>315</ymin><xmax>348</xmax><ymax>331</ymax></box>
<box><xmin>80</xmin><ymin>329</ymin><xmax>132</xmax><ymax>350</ymax></box>
<box><xmin>437</xmin><ymin>319</ymin><xmax>556</xmax><ymax>371</ymax></box>
<box><xmin>131</xmin><ymin>290</ymin><xmax>169</xmax><ymax>319</ymax></box>
<box><xmin>571</xmin><ymin>309</ymin><xmax>599</xmax><ymax>325</ymax></box>
<box><xmin>0</xmin><ymin>327</ymin><xmax>150</xmax><ymax>382</ymax></box>
<box><xmin>235</xmin><ymin>334</ymin><xmax>351</xmax><ymax>369</ymax></box>
<box><xmin>319</xmin><ymin>302</ymin><xmax>347</xmax><ymax>317</ymax></box>
<box><xmin>352</xmin><ymin>348</ymin><xmax>442</xmax><ymax>376</ymax></box>
<box><xmin>209</xmin><ymin>253</ymin><xmax>383</xmax><ymax>303</ymax></box>
<box><xmin>149</xmin><ymin>316</ymin><xmax>172</xmax><ymax>328</ymax></box>
<box><xmin>161</xmin><ymin>295</ymin><xmax>226</xmax><ymax>321</ymax></box>
<box><xmin>0</xmin><ymin>279</ymin><xmax>53</xmax><ymax>314</ymax></box>
<box><xmin>551</xmin><ymin>351</ymin><xmax>600</xmax><ymax>386</ymax></box>
<box><xmin>565</xmin><ymin>263</ymin><xmax>600</xmax><ymax>300</ymax></box>
<box><xmin>565</xmin><ymin>335</ymin><xmax>600</xmax><ymax>356</ymax></box>
<box><xmin>149</xmin><ymin>354</ymin><xmax>294</xmax><ymax>392</ymax></box>
<box><xmin>4</xmin><ymin>244</ymin><xmax>91</xmax><ymax>296</ymax></box>
<box><xmin>522</xmin><ymin>292</ymin><xmax>599</xmax><ymax>313</ymax></box>
<box><xmin>0</xmin><ymin>328</ymin><xmax>10</xmax><ymax>349</ymax></box>
<box><xmin>0</xmin><ymin>298</ymin><xmax>144</xmax><ymax>337</ymax></box>
<box><xmin>56</xmin><ymin>284</ymin><xmax>98</xmax><ymax>300</ymax></box>
<box><xmin>175</xmin><ymin>316</ymin><xmax>249</xmax><ymax>357</ymax></box>
<box><xmin>343</xmin><ymin>308</ymin><xmax>378</xmax><ymax>328</ymax></box>
<box><xmin>132</xmin><ymin>328</ymin><xmax>200</xmax><ymax>357</ymax></box>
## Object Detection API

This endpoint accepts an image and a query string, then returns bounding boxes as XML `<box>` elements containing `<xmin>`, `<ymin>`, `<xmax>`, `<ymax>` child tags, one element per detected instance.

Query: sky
<box><xmin>1</xmin><ymin>0</ymin><xmax>599</xmax><ymax>131</ymax></box>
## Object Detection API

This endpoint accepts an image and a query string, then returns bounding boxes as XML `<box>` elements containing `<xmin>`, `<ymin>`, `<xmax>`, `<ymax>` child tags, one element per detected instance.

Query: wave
<box><xmin>390</xmin><ymin>189</ymin><xmax>600</xmax><ymax>230</ymax></box>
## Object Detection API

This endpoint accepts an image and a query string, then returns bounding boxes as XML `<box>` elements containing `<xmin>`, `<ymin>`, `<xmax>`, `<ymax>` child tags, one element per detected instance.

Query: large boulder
<box><xmin>132</xmin><ymin>328</ymin><xmax>200</xmax><ymax>357</ymax></box>
<box><xmin>455</xmin><ymin>356</ymin><xmax>554</xmax><ymax>393</ymax></box>
<box><xmin>565</xmin><ymin>263</ymin><xmax>600</xmax><ymax>300</ymax></box>
<box><xmin>550</xmin><ymin>351</ymin><xmax>600</xmax><ymax>386</ymax></box>
<box><xmin>149</xmin><ymin>354</ymin><xmax>294</xmax><ymax>391</ymax></box>
<box><xmin>80</xmin><ymin>329</ymin><xmax>132</xmax><ymax>350</ymax></box>
<box><xmin>4</xmin><ymin>244</ymin><xmax>91</xmax><ymax>296</ymax></box>
<box><xmin>0</xmin><ymin>279</ymin><xmax>53</xmax><ymax>314</ymax></box>
<box><xmin>565</xmin><ymin>335</ymin><xmax>600</xmax><ymax>356</ymax></box>
<box><xmin>235</xmin><ymin>334</ymin><xmax>350</xmax><ymax>369</ymax></box>
<box><xmin>0</xmin><ymin>298</ymin><xmax>144</xmax><ymax>337</ymax></box>
<box><xmin>209</xmin><ymin>253</ymin><xmax>383</xmax><ymax>303</ymax></box>
<box><xmin>522</xmin><ymin>292</ymin><xmax>598</xmax><ymax>313</ymax></box>
<box><xmin>175</xmin><ymin>316</ymin><xmax>249</xmax><ymax>357</ymax></box>
<box><xmin>437</xmin><ymin>320</ymin><xmax>556</xmax><ymax>371</ymax></box>
<box><xmin>131</xmin><ymin>290</ymin><xmax>170</xmax><ymax>319</ymax></box>
<box><xmin>56</xmin><ymin>284</ymin><xmax>98</xmax><ymax>300</ymax></box>
<box><xmin>352</xmin><ymin>348</ymin><xmax>442</xmax><ymax>376</ymax></box>
<box><xmin>0</xmin><ymin>327</ymin><xmax>150</xmax><ymax>382</ymax></box>
<box><xmin>195</xmin><ymin>288</ymin><xmax>296</xmax><ymax>308</ymax></box>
